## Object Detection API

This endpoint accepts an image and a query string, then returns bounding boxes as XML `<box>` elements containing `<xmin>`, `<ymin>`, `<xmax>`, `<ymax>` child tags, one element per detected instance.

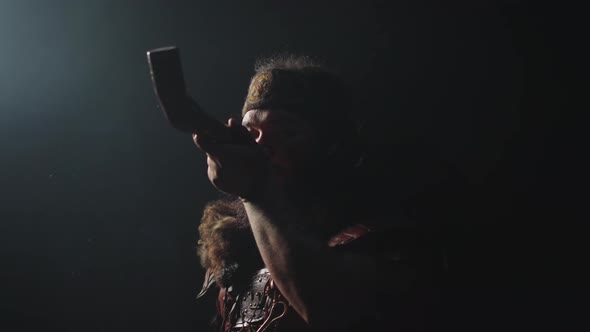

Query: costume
<box><xmin>199</xmin><ymin>216</ymin><xmax>379</xmax><ymax>332</ymax></box>
<box><xmin>197</xmin><ymin>197</ymin><xmax>444</xmax><ymax>331</ymax></box>
<box><xmin>196</xmin><ymin>62</ymin><xmax>446</xmax><ymax>331</ymax></box>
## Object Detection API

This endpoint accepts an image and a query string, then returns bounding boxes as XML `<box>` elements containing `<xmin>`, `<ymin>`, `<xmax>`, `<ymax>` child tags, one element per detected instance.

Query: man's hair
<box><xmin>253</xmin><ymin>53</ymin><xmax>325</xmax><ymax>73</ymax></box>
<box><xmin>244</xmin><ymin>52</ymin><xmax>364</xmax><ymax>172</ymax></box>
<box><xmin>246</xmin><ymin>53</ymin><xmax>352</xmax><ymax>118</ymax></box>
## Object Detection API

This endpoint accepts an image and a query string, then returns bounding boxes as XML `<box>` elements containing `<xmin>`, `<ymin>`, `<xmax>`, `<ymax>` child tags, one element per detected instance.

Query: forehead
<box><xmin>242</xmin><ymin>109</ymin><xmax>309</xmax><ymax>127</ymax></box>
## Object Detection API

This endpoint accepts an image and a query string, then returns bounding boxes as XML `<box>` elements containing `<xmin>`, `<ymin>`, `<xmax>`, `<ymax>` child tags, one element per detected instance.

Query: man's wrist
<box><xmin>239</xmin><ymin>169</ymin><xmax>274</xmax><ymax>204</ymax></box>
<box><xmin>239</xmin><ymin>174</ymin><xmax>289</xmax><ymax>210</ymax></box>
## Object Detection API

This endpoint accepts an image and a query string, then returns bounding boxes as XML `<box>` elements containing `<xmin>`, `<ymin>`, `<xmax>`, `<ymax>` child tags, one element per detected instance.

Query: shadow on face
<box><xmin>242</xmin><ymin>109</ymin><xmax>319</xmax><ymax>177</ymax></box>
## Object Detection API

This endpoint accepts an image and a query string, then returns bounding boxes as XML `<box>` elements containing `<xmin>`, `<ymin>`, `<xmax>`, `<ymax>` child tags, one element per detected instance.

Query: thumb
<box><xmin>193</xmin><ymin>133</ymin><xmax>215</xmax><ymax>153</ymax></box>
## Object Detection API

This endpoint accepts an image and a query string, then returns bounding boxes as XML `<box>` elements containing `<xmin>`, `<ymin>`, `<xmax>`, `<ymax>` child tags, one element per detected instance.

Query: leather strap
<box><xmin>328</xmin><ymin>224</ymin><xmax>373</xmax><ymax>247</ymax></box>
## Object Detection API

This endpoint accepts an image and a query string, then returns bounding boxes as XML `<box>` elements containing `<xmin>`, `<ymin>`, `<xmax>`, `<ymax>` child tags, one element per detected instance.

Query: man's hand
<box><xmin>193</xmin><ymin>118</ymin><xmax>272</xmax><ymax>200</ymax></box>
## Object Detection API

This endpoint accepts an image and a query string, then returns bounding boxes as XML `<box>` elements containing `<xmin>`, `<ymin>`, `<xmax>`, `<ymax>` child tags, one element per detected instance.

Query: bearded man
<box><xmin>193</xmin><ymin>54</ymin><xmax>444</xmax><ymax>331</ymax></box>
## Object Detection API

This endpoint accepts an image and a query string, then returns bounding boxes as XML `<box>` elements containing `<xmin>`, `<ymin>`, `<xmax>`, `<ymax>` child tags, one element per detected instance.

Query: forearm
<box><xmin>241</xmin><ymin>185</ymin><xmax>379</xmax><ymax>327</ymax></box>
<box><xmin>242</xmin><ymin>188</ymin><xmax>316</xmax><ymax>322</ymax></box>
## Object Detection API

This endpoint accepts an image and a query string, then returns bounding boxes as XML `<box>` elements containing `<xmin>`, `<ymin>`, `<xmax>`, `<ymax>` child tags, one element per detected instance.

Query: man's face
<box><xmin>242</xmin><ymin>109</ymin><xmax>318</xmax><ymax>180</ymax></box>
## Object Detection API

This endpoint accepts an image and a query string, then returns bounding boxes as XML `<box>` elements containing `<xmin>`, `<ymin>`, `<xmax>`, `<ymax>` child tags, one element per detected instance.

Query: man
<box><xmin>193</xmin><ymin>54</ymin><xmax>442</xmax><ymax>331</ymax></box>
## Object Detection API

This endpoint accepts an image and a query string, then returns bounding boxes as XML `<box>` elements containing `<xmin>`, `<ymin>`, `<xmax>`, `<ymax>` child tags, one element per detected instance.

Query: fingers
<box><xmin>228</xmin><ymin>117</ymin><xmax>240</xmax><ymax>127</ymax></box>
<box><xmin>194</xmin><ymin>132</ymin><xmax>248</xmax><ymax>160</ymax></box>
<box><xmin>193</xmin><ymin>134</ymin><xmax>223</xmax><ymax>156</ymax></box>
<box><xmin>195</xmin><ymin>117</ymin><xmax>242</xmax><ymax>151</ymax></box>
<box><xmin>193</xmin><ymin>133</ymin><xmax>205</xmax><ymax>150</ymax></box>
<box><xmin>193</xmin><ymin>133</ymin><xmax>218</xmax><ymax>154</ymax></box>
<box><xmin>206</xmin><ymin>153</ymin><xmax>220</xmax><ymax>168</ymax></box>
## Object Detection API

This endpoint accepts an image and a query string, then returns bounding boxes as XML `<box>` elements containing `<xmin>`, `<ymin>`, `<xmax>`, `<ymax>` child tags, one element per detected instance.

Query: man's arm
<box><xmin>241</xmin><ymin>181</ymin><xmax>413</xmax><ymax>328</ymax></box>
<box><xmin>193</xmin><ymin>124</ymin><xmax>414</xmax><ymax>328</ymax></box>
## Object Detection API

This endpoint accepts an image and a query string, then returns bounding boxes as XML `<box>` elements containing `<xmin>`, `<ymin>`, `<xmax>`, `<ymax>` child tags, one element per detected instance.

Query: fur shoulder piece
<box><xmin>196</xmin><ymin>197</ymin><xmax>263</xmax><ymax>298</ymax></box>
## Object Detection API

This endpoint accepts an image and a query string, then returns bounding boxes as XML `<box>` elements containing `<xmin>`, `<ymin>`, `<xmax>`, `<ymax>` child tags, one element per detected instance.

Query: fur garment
<box><xmin>196</xmin><ymin>196</ymin><xmax>264</xmax><ymax>297</ymax></box>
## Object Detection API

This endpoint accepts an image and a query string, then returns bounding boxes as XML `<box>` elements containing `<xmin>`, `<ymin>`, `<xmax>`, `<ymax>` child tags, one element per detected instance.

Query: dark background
<box><xmin>0</xmin><ymin>0</ymin><xmax>585</xmax><ymax>331</ymax></box>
